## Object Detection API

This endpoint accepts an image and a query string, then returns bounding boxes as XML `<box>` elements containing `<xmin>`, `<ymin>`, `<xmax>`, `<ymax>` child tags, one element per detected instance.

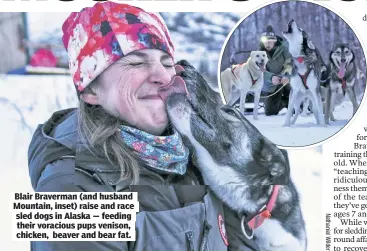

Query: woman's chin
<box><xmin>154</xmin><ymin>115</ymin><xmax>169</xmax><ymax>128</ymax></box>
<box><xmin>145</xmin><ymin>122</ymin><xmax>168</xmax><ymax>136</ymax></box>
<box><xmin>145</xmin><ymin>113</ymin><xmax>169</xmax><ymax>135</ymax></box>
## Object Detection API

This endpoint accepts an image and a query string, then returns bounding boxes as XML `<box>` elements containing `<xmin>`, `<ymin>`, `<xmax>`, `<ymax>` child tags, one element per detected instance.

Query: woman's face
<box><xmin>86</xmin><ymin>49</ymin><xmax>176</xmax><ymax>135</ymax></box>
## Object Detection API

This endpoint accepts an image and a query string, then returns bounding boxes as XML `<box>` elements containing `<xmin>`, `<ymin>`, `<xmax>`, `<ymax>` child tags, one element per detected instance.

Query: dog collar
<box><xmin>241</xmin><ymin>185</ymin><xmax>280</xmax><ymax>239</ymax></box>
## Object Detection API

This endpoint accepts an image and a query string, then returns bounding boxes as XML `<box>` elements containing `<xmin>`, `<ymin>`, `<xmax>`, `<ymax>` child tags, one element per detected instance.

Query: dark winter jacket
<box><xmin>260</xmin><ymin>36</ymin><xmax>293</xmax><ymax>93</ymax></box>
<box><xmin>28</xmin><ymin>108</ymin><xmax>260</xmax><ymax>251</ymax></box>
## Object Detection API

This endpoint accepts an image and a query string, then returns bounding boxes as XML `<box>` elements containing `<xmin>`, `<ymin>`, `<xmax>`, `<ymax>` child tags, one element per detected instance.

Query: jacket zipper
<box><xmin>199</xmin><ymin>220</ymin><xmax>212</xmax><ymax>251</ymax></box>
<box><xmin>186</xmin><ymin>231</ymin><xmax>195</xmax><ymax>251</ymax></box>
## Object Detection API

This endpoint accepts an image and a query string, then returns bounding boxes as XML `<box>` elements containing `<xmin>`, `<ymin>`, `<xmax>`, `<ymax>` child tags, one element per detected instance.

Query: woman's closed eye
<box><xmin>162</xmin><ymin>63</ymin><xmax>174</xmax><ymax>68</ymax></box>
<box><xmin>129</xmin><ymin>61</ymin><xmax>145</xmax><ymax>67</ymax></box>
<box><xmin>128</xmin><ymin>61</ymin><xmax>173</xmax><ymax>68</ymax></box>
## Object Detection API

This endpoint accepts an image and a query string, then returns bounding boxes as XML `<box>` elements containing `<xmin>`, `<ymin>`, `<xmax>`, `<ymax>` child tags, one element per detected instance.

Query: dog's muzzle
<box><xmin>283</xmin><ymin>19</ymin><xmax>295</xmax><ymax>34</ymax></box>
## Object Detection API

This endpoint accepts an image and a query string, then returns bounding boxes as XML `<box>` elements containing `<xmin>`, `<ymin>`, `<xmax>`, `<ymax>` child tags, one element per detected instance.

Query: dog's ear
<box><xmin>278</xmin><ymin>149</ymin><xmax>291</xmax><ymax>184</ymax></box>
<box><xmin>329</xmin><ymin>51</ymin><xmax>334</xmax><ymax>66</ymax></box>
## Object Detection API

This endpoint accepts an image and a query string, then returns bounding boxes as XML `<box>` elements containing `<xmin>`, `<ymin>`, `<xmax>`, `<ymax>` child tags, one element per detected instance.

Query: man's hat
<box><xmin>261</xmin><ymin>25</ymin><xmax>277</xmax><ymax>42</ymax></box>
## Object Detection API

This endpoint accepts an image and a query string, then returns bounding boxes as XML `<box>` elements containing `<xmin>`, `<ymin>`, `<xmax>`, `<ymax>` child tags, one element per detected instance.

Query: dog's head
<box><xmin>282</xmin><ymin>20</ymin><xmax>315</xmax><ymax>58</ymax></box>
<box><xmin>250</xmin><ymin>51</ymin><xmax>268</xmax><ymax>72</ymax></box>
<box><xmin>164</xmin><ymin>60</ymin><xmax>290</xmax><ymax>186</ymax></box>
<box><xmin>330</xmin><ymin>43</ymin><xmax>354</xmax><ymax>79</ymax></box>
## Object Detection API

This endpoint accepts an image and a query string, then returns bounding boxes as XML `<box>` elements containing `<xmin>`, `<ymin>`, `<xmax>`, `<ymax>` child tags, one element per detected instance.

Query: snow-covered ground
<box><xmin>243</xmin><ymin>100</ymin><xmax>357</xmax><ymax>147</ymax></box>
<box><xmin>0</xmin><ymin>76</ymin><xmax>322</xmax><ymax>250</ymax></box>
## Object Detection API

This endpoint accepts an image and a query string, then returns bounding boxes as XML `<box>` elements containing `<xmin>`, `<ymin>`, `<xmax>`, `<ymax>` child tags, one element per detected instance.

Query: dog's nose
<box><xmin>341</xmin><ymin>58</ymin><xmax>346</xmax><ymax>63</ymax></box>
<box><xmin>261</xmin><ymin>59</ymin><xmax>265</xmax><ymax>63</ymax></box>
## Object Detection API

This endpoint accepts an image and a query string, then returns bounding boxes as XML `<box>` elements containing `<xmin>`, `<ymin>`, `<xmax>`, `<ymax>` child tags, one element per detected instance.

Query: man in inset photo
<box><xmin>259</xmin><ymin>25</ymin><xmax>293</xmax><ymax>116</ymax></box>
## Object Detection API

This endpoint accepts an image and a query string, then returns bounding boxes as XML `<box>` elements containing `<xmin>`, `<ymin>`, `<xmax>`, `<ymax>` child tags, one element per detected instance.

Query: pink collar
<box><xmin>247</xmin><ymin>185</ymin><xmax>280</xmax><ymax>230</ymax></box>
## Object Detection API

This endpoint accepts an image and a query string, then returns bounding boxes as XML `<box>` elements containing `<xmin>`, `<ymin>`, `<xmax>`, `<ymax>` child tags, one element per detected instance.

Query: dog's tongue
<box><xmin>175</xmin><ymin>65</ymin><xmax>185</xmax><ymax>74</ymax></box>
<box><xmin>338</xmin><ymin>62</ymin><xmax>346</xmax><ymax>78</ymax></box>
<box><xmin>158</xmin><ymin>75</ymin><xmax>189</xmax><ymax>103</ymax></box>
<box><xmin>260</xmin><ymin>64</ymin><xmax>266</xmax><ymax>72</ymax></box>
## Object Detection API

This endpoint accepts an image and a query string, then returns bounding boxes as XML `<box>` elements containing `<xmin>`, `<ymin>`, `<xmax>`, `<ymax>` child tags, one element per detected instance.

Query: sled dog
<box><xmin>282</xmin><ymin>20</ymin><xmax>327</xmax><ymax>126</ymax></box>
<box><xmin>221</xmin><ymin>51</ymin><xmax>268</xmax><ymax>120</ymax></box>
<box><xmin>163</xmin><ymin>60</ymin><xmax>307</xmax><ymax>251</ymax></box>
<box><xmin>323</xmin><ymin>43</ymin><xmax>359</xmax><ymax>124</ymax></box>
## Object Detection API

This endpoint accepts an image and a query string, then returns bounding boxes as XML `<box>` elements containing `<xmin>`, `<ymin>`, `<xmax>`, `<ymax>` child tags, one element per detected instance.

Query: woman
<box><xmin>28</xmin><ymin>2</ymin><xmax>259</xmax><ymax>250</ymax></box>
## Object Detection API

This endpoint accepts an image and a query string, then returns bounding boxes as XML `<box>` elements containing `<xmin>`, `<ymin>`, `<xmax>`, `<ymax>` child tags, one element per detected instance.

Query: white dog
<box><xmin>282</xmin><ymin>20</ymin><xmax>327</xmax><ymax>126</ymax></box>
<box><xmin>221</xmin><ymin>51</ymin><xmax>268</xmax><ymax>120</ymax></box>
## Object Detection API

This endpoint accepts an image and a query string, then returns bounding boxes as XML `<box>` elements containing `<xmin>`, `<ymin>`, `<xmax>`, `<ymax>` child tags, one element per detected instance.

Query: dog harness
<box><xmin>298</xmin><ymin>68</ymin><xmax>312</xmax><ymax>89</ymax></box>
<box><xmin>231</xmin><ymin>64</ymin><xmax>259</xmax><ymax>86</ymax></box>
<box><xmin>248</xmin><ymin>70</ymin><xmax>260</xmax><ymax>86</ymax></box>
<box><xmin>339</xmin><ymin>77</ymin><xmax>347</xmax><ymax>89</ymax></box>
<box><xmin>241</xmin><ymin>185</ymin><xmax>280</xmax><ymax>239</ymax></box>
<box><xmin>231</xmin><ymin>64</ymin><xmax>241</xmax><ymax>77</ymax></box>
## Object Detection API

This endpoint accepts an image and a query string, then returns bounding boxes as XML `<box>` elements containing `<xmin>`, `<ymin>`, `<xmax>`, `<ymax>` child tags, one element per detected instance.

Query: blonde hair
<box><xmin>77</xmin><ymin>79</ymin><xmax>140</xmax><ymax>185</ymax></box>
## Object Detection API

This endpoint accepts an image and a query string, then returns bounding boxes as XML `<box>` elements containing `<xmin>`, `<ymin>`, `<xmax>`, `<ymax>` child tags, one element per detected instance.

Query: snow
<box><xmin>243</xmin><ymin>100</ymin><xmax>357</xmax><ymax>147</ymax></box>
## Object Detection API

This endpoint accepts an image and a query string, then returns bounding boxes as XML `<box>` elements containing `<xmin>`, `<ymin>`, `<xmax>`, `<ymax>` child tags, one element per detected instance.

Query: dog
<box><xmin>323</xmin><ymin>43</ymin><xmax>359</xmax><ymax>124</ymax></box>
<box><xmin>163</xmin><ymin>60</ymin><xmax>307</xmax><ymax>251</ymax></box>
<box><xmin>282</xmin><ymin>20</ymin><xmax>328</xmax><ymax>127</ymax></box>
<box><xmin>220</xmin><ymin>51</ymin><xmax>268</xmax><ymax>120</ymax></box>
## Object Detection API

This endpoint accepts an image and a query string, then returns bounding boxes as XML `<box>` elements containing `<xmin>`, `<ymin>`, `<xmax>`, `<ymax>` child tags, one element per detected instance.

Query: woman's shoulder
<box><xmin>29</xmin><ymin>108</ymin><xmax>79</xmax><ymax>191</ymax></box>
<box><xmin>36</xmin><ymin>157</ymin><xmax>118</xmax><ymax>193</ymax></box>
<box><xmin>35</xmin><ymin>157</ymin><xmax>77</xmax><ymax>192</ymax></box>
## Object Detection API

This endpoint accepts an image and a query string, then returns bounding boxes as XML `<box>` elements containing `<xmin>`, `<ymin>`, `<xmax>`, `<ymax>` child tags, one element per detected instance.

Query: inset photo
<box><xmin>219</xmin><ymin>1</ymin><xmax>366</xmax><ymax>147</ymax></box>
